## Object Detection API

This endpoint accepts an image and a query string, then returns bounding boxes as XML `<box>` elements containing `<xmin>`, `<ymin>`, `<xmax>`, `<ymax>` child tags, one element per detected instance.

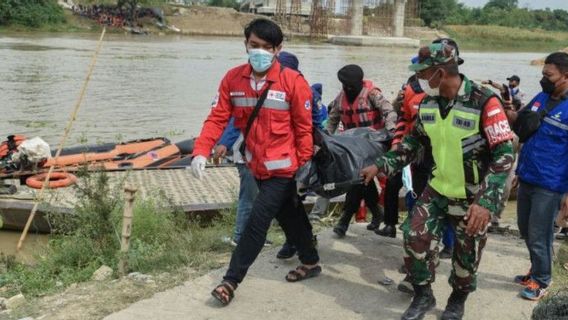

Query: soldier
<box><xmin>361</xmin><ymin>43</ymin><xmax>515</xmax><ymax>320</ymax></box>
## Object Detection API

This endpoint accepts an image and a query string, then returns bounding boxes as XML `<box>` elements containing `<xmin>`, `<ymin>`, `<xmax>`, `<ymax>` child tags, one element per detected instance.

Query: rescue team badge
<box><xmin>484</xmin><ymin>119</ymin><xmax>513</xmax><ymax>146</ymax></box>
<box><xmin>305</xmin><ymin>100</ymin><xmax>311</xmax><ymax>110</ymax></box>
<box><xmin>267</xmin><ymin>90</ymin><xmax>286</xmax><ymax>101</ymax></box>
<box><xmin>483</xmin><ymin>103</ymin><xmax>514</xmax><ymax>146</ymax></box>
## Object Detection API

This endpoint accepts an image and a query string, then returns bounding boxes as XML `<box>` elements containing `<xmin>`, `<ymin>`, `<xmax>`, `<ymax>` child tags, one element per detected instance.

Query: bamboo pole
<box><xmin>118</xmin><ymin>186</ymin><xmax>137</xmax><ymax>277</ymax></box>
<box><xmin>17</xmin><ymin>27</ymin><xmax>106</xmax><ymax>251</ymax></box>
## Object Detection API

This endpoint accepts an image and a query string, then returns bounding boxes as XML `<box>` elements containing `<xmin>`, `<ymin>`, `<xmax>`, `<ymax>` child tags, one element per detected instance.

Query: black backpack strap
<box><xmin>239</xmin><ymin>82</ymin><xmax>273</xmax><ymax>157</ymax></box>
<box><xmin>538</xmin><ymin>95</ymin><xmax>565</xmax><ymax>118</ymax></box>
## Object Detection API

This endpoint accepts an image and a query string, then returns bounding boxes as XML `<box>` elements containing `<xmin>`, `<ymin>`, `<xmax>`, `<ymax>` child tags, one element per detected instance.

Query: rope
<box><xmin>17</xmin><ymin>27</ymin><xmax>107</xmax><ymax>251</ymax></box>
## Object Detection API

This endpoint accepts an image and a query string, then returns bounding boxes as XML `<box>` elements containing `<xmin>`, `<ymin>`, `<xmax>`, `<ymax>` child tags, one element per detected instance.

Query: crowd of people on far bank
<box><xmin>71</xmin><ymin>4</ymin><xmax>164</xmax><ymax>28</ymax></box>
<box><xmin>189</xmin><ymin>18</ymin><xmax>568</xmax><ymax>320</ymax></box>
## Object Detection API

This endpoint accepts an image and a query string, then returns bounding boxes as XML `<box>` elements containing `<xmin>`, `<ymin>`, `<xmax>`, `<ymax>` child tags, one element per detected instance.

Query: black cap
<box><xmin>432</xmin><ymin>38</ymin><xmax>464</xmax><ymax>65</ymax></box>
<box><xmin>507</xmin><ymin>75</ymin><xmax>520</xmax><ymax>82</ymax></box>
<box><xmin>338</xmin><ymin>64</ymin><xmax>364</xmax><ymax>86</ymax></box>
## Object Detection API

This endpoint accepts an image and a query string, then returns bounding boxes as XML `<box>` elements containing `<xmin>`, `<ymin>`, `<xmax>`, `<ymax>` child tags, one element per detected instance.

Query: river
<box><xmin>0</xmin><ymin>33</ymin><xmax>547</xmax><ymax>257</ymax></box>
<box><xmin>0</xmin><ymin>33</ymin><xmax>546</xmax><ymax>146</ymax></box>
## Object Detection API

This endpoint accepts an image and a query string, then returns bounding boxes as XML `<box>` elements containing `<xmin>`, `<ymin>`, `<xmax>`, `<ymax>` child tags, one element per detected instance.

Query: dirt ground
<box><xmin>104</xmin><ymin>223</ymin><xmax>539</xmax><ymax>320</ymax></box>
<box><xmin>165</xmin><ymin>6</ymin><xmax>261</xmax><ymax>36</ymax></box>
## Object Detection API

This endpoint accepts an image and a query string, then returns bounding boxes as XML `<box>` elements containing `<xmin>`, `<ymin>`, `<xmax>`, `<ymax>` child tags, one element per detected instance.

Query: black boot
<box><xmin>276</xmin><ymin>241</ymin><xmax>297</xmax><ymax>259</ymax></box>
<box><xmin>376</xmin><ymin>224</ymin><xmax>396</xmax><ymax>238</ymax></box>
<box><xmin>401</xmin><ymin>284</ymin><xmax>436</xmax><ymax>320</ymax></box>
<box><xmin>439</xmin><ymin>246</ymin><xmax>453</xmax><ymax>259</ymax></box>
<box><xmin>441</xmin><ymin>290</ymin><xmax>468</xmax><ymax>320</ymax></box>
<box><xmin>333</xmin><ymin>213</ymin><xmax>351</xmax><ymax>237</ymax></box>
<box><xmin>366</xmin><ymin>206</ymin><xmax>383</xmax><ymax>230</ymax></box>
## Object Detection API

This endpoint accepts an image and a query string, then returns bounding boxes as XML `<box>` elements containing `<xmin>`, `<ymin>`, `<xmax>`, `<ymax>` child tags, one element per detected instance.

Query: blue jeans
<box><xmin>517</xmin><ymin>181</ymin><xmax>563</xmax><ymax>287</ymax></box>
<box><xmin>233</xmin><ymin>163</ymin><xmax>258</xmax><ymax>243</ymax></box>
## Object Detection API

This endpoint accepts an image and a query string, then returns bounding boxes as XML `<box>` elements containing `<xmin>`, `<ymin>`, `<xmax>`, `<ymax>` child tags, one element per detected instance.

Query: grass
<box><xmin>0</xmin><ymin>11</ymin><xmax>116</xmax><ymax>34</ymax></box>
<box><xmin>532</xmin><ymin>242</ymin><xmax>568</xmax><ymax>319</ymax></box>
<box><xmin>553</xmin><ymin>241</ymin><xmax>568</xmax><ymax>291</ymax></box>
<box><xmin>0</xmin><ymin>168</ymin><xmax>285</xmax><ymax>300</ymax></box>
<box><xmin>443</xmin><ymin>25</ymin><xmax>568</xmax><ymax>52</ymax></box>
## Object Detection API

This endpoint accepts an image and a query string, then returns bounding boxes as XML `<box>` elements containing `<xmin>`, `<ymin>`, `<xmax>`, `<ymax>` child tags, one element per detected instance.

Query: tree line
<box><xmin>0</xmin><ymin>0</ymin><xmax>65</xmax><ymax>27</ymax></box>
<box><xmin>420</xmin><ymin>0</ymin><xmax>568</xmax><ymax>31</ymax></box>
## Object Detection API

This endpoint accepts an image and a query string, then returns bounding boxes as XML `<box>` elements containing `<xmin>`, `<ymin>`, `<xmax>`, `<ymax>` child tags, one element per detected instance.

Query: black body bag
<box><xmin>296</xmin><ymin>127</ymin><xmax>392</xmax><ymax>198</ymax></box>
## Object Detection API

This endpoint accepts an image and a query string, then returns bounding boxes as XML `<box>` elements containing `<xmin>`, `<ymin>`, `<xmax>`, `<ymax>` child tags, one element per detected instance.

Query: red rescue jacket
<box><xmin>392</xmin><ymin>81</ymin><xmax>426</xmax><ymax>146</ymax></box>
<box><xmin>192</xmin><ymin>60</ymin><xmax>313</xmax><ymax>179</ymax></box>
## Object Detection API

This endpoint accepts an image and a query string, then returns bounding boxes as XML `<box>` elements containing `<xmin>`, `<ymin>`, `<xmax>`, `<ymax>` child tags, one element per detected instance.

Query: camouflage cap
<box><xmin>408</xmin><ymin>43</ymin><xmax>458</xmax><ymax>72</ymax></box>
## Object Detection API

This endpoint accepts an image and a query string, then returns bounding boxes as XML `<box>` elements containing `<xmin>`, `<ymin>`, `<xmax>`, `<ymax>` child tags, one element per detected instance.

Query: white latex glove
<box><xmin>191</xmin><ymin>155</ymin><xmax>207</xmax><ymax>179</ymax></box>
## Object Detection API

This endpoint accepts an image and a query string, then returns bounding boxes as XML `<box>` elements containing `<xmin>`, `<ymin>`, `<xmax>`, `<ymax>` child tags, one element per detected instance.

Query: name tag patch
<box><xmin>421</xmin><ymin>113</ymin><xmax>436</xmax><ymax>123</ymax></box>
<box><xmin>453</xmin><ymin>116</ymin><xmax>476</xmax><ymax>130</ymax></box>
<box><xmin>267</xmin><ymin>90</ymin><xmax>286</xmax><ymax>101</ymax></box>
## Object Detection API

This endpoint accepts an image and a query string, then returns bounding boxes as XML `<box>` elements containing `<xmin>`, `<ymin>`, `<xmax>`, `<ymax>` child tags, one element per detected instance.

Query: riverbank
<box><xmin>3</xmin><ymin>5</ymin><xmax>567</xmax><ymax>53</ymax></box>
<box><xmin>443</xmin><ymin>25</ymin><xmax>568</xmax><ymax>52</ymax></box>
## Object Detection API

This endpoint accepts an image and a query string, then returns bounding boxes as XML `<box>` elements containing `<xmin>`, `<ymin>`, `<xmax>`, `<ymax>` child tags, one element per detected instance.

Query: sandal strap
<box><xmin>216</xmin><ymin>282</ymin><xmax>235</xmax><ymax>298</ymax></box>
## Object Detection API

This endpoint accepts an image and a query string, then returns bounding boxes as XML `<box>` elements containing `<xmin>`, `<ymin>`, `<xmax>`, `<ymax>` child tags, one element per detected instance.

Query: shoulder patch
<box><xmin>211</xmin><ymin>92</ymin><xmax>219</xmax><ymax>108</ymax></box>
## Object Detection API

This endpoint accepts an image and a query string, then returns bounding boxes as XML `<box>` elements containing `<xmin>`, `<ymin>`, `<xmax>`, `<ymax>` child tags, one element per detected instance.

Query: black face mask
<box><xmin>540</xmin><ymin>77</ymin><xmax>556</xmax><ymax>94</ymax></box>
<box><xmin>343</xmin><ymin>83</ymin><xmax>363</xmax><ymax>103</ymax></box>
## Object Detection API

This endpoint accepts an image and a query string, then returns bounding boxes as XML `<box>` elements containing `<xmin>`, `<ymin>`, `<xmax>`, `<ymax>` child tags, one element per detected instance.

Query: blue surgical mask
<box><xmin>248</xmin><ymin>48</ymin><xmax>274</xmax><ymax>73</ymax></box>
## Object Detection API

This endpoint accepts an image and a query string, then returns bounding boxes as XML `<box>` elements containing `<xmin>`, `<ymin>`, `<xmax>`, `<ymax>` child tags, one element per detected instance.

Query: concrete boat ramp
<box><xmin>0</xmin><ymin>166</ymin><xmax>341</xmax><ymax>232</ymax></box>
<box><xmin>105</xmin><ymin>224</ymin><xmax>536</xmax><ymax>320</ymax></box>
<box><xmin>0</xmin><ymin>167</ymin><xmax>241</xmax><ymax>232</ymax></box>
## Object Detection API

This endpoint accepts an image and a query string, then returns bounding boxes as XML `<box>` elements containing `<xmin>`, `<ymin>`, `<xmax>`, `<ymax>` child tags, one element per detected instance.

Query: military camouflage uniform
<box><xmin>376</xmin><ymin>77</ymin><xmax>515</xmax><ymax>293</ymax></box>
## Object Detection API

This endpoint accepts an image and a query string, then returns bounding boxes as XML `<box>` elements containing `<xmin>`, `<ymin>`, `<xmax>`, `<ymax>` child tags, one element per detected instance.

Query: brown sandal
<box><xmin>285</xmin><ymin>265</ymin><xmax>322</xmax><ymax>282</ymax></box>
<box><xmin>211</xmin><ymin>281</ymin><xmax>236</xmax><ymax>306</ymax></box>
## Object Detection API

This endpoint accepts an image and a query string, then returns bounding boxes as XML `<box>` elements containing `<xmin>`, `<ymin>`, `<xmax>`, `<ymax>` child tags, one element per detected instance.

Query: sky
<box><xmin>458</xmin><ymin>0</ymin><xmax>568</xmax><ymax>10</ymax></box>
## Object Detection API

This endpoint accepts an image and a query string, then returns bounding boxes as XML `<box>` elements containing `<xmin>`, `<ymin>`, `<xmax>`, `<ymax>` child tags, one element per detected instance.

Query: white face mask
<box><xmin>418</xmin><ymin>70</ymin><xmax>441</xmax><ymax>97</ymax></box>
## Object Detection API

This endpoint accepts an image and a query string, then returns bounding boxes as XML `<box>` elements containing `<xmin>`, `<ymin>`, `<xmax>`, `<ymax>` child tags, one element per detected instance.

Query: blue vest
<box><xmin>311</xmin><ymin>83</ymin><xmax>327</xmax><ymax>130</ymax></box>
<box><xmin>517</xmin><ymin>92</ymin><xmax>568</xmax><ymax>193</ymax></box>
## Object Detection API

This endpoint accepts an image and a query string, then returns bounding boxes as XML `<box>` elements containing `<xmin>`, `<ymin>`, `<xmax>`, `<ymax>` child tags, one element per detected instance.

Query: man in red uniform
<box><xmin>190</xmin><ymin>18</ymin><xmax>321</xmax><ymax>306</ymax></box>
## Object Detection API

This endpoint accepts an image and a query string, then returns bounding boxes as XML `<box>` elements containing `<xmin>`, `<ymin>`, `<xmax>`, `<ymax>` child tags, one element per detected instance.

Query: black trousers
<box><xmin>383</xmin><ymin>168</ymin><xmax>430</xmax><ymax>226</ymax></box>
<box><xmin>224</xmin><ymin>177</ymin><xmax>319</xmax><ymax>285</ymax></box>
<box><xmin>340</xmin><ymin>180</ymin><xmax>381</xmax><ymax>221</ymax></box>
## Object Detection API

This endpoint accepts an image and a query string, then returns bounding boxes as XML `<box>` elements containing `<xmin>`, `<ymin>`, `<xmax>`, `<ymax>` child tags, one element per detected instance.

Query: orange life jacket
<box><xmin>336</xmin><ymin>80</ymin><xmax>383</xmax><ymax>130</ymax></box>
<box><xmin>0</xmin><ymin>135</ymin><xmax>26</xmax><ymax>159</ymax></box>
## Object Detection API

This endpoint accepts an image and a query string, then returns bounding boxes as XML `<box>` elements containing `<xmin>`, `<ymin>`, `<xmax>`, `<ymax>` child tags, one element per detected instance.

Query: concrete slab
<box><xmin>105</xmin><ymin>224</ymin><xmax>535</xmax><ymax>320</ymax></box>
<box><xmin>329</xmin><ymin>35</ymin><xmax>420</xmax><ymax>48</ymax></box>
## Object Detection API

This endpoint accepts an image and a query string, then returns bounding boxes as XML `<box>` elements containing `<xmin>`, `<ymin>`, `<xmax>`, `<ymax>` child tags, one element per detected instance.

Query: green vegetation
<box><xmin>207</xmin><ymin>0</ymin><xmax>239</xmax><ymax>11</ymax></box>
<box><xmin>443</xmin><ymin>24</ymin><xmax>568</xmax><ymax>52</ymax></box>
<box><xmin>0</xmin><ymin>0</ymin><xmax>66</xmax><ymax>28</ymax></box>
<box><xmin>533</xmin><ymin>241</ymin><xmax>568</xmax><ymax>319</ymax></box>
<box><xmin>420</xmin><ymin>0</ymin><xmax>568</xmax><ymax>32</ymax></box>
<box><xmin>552</xmin><ymin>241</ymin><xmax>568</xmax><ymax>292</ymax></box>
<box><xmin>0</xmin><ymin>169</ymin><xmax>268</xmax><ymax>298</ymax></box>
